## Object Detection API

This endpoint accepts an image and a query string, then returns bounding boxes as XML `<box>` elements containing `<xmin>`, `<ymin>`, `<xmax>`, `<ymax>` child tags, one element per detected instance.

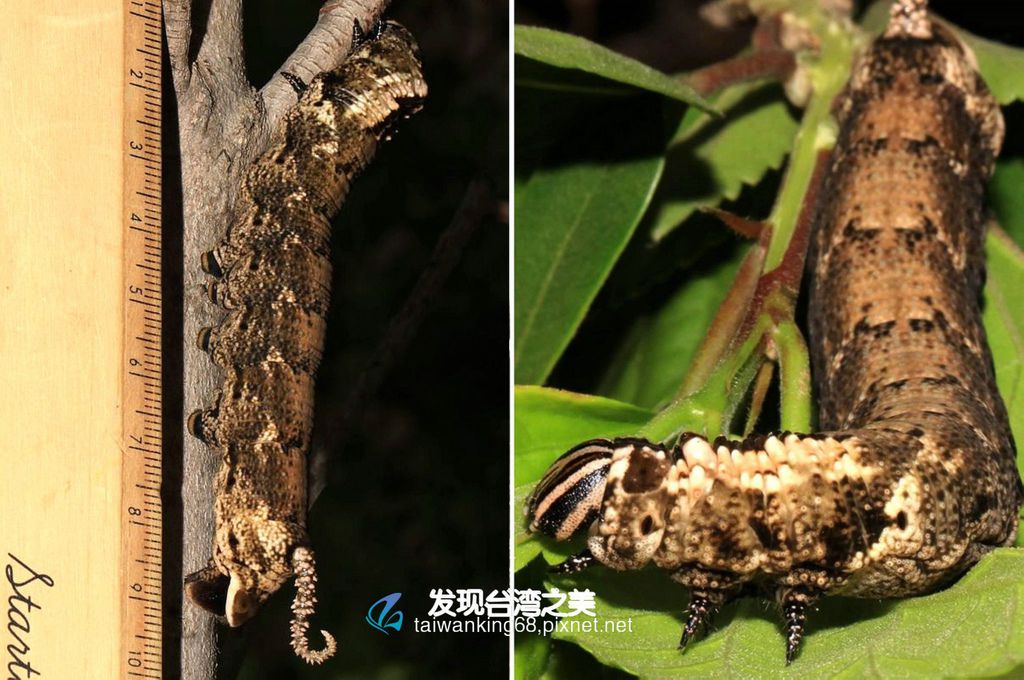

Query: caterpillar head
<box><xmin>527</xmin><ymin>439</ymin><xmax>615</xmax><ymax>541</ymax></box>
<box><xmin>318</xmin><ymin>20</ymin><xmax>428</xmax><ymax>139</ymax></box>
<box><xmin>587</xmin><ymin>440</ymin><xmax>673</xmax><ymax>570</ymax></box>
<box><xmin>528</xmin><ymin>438</ymin><xmax>673</xmax><ymax>570</ymax></box>
<box><xmin>185</xmin><ymin>511</ymin><xmax>306</xmax><ymax>627</ymax></box>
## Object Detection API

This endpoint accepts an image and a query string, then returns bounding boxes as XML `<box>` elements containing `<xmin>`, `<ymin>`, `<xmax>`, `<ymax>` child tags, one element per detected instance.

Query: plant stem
<box><xmin>638</xmin><ymin>0</ymin><xmax>861</xmax><ymax>444</ymax></box>
<box><xmin>774</xmin><ymin>320</ymin><xmax>814</xmax><ymax>432</ymax></box>
<box><xmin>764</xmin><ymin>8</ymin><xmax>859</xmax><ymax>271</ymax></box>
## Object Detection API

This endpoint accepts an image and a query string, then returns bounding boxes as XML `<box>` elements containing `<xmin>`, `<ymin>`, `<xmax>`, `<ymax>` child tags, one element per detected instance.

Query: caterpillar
<box><xmin>182</xmin><ymin>20</ymin><xmax>426</xmax><ymax>664</ymax></box>
<box><xmin>527</xmin><ymin>2</ymin><xmax>1023</xmax><ymax>664</ymax></box>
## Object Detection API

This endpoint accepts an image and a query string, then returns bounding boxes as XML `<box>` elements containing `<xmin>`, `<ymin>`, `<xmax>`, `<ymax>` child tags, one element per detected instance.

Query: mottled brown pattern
<box><xmin>807</xmin><ymin>20</ymin><xmax>1020</xmax><ymax>595</ymax></box>
<box><xmin>182</xmin><ymin>21</ymin><xmax>426</xmax><ymax>663</ymax></box>
<box><xmin>528</xmin><ymin>10</ymin><xmax>1023</xmax><ymax>662</ymax></box>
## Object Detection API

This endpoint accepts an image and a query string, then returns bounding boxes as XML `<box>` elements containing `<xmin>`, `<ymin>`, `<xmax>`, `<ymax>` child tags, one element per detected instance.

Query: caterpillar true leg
<box><xmin>778</xmin><ymin>585</ymin><xmax>818</xmax><ymax>664</ymax></box>
<box><xmin>186</xmin><ymin>407</ymin><xmax>220</xmax><ymax>446</ymax></box>
<box><xmin>352</xmin><ymin>18</ymin><xmax>385</xmax><ymax>46</ymax></box>
<box><xmin>279</xmin><ymin>71</ymin><xmax>308</xmax><ymax>96</ymax></box>
<box><xmin>550</xmin><ymin>548</ymin><xmax>595</xmax><ymax>575</ymax></box>
<box><xmin>677</xmin><ymin>593</ymin><xmax>721</xmax><ymax>651</ymax></box>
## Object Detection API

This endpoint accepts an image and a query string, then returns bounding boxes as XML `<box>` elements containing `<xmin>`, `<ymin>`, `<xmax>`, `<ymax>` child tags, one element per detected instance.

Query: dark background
<box><xmin>190</xmin><ymin>1</ymin><xmax>512</xmax><ymax>678</ymax></box>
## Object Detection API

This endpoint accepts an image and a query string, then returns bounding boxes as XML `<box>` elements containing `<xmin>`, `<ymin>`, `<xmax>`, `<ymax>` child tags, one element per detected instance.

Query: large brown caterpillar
<box><xmin>527</xmin><ymin>2</ymin><xmax>1023</xmax><ymax>663</ymax></box>
<box><xmin>183</xmin><ymin>20</ymin><xmax>426</xmax><ymax>664</ymax></box>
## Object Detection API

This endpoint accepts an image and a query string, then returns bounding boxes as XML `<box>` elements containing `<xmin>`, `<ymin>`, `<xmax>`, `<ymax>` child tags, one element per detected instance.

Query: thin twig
<box><xmin>163</xmin><ymin>0</ymin><xmax>192</xmax><ymax>92</ymax></box>
<box><xmin>194</xmin><ymin>0</ymin><xmax>245</xmax><ymax>89</ymax></box>
<box><xmin>261</xmin><ymin>0</ymin><xmax>389</xmax><ymax>130</ymax></box>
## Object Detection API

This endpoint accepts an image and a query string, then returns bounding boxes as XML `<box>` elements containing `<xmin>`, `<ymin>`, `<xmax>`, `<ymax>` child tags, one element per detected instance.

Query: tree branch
<box><xmin>163</xmin><ymin>0</ymin><xmax>192</xmax><ymax>93</ymax></box>
<box><xmin>261</xmin><ymin>0</ymin><xmax>389</xmax><ymax>130</ymax></box>
<box><xmin>194</xmin><ymin>0</ymin><xmax>245</xmax><ymax>75</ymax></box>
<box><xmin>163</xmin><ymin>0</ymin><xmax>392</xmax><ymax>675</ymax></box>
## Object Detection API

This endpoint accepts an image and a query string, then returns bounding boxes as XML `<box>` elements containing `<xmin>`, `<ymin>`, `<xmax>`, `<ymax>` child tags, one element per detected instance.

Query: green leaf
<box><xmin>515</xmin><ymin>56</ymin><xmax>641</xmax><ymax>101</ymax></box>
<box><xmin>542</xmin><ymin>641</ymin><xmax>633</xmax><ymax>679</ymax></box>
<box><xmin>514</xmin><ymin>386</ymin><xmax>652</xmax><ymax>570</ymax></box>
<box><xmin>991</xmin><ymin>164</ymin><xmax>1024</xmax><ymax>504</ymax></box>
<box><xmin>960</xmin><ymin>30</ymin><xmax>1024</xmax><ymax>106</ymax></box>
<box><xmin>647</xmin><ymin>84</ymin><xmax>798</xmax><ymax>242</ymax></box>
<box><xmin>984</xmin><ymin>229</ymin><xmax>1024</xmax><ymax>506</ymax></box>
<box><xmin>514</xmin><ymin>98</ymin><xmax>673</xmax><ymax>384</ymax></box>
<box><xmin>547</xmin><ymin>550</ymin><xmax>1024</xmax><ymax>679</ymax></box>
<box><xmin>991</xmin><ymin>158</ymin><xmax>1024</xmax><ymax>248</ymax></box>
<box><xmin>598</xmin><ymin>248</ymin><xmax>746</xmax><ymax>409</ymax></box>
<box><xmin>514</xmin><ymin>386</ymin><xmax>654</xmax><ymax>484</ymax></box>
<box><xmin>515</xmin><ymin>627</ymin><xmax>552</xmax><ymax>680</ymax></box>
<box><xmin>515</xmin><ymin>25</ymin><xmax>713</xmax><ymax>109</ymax></box>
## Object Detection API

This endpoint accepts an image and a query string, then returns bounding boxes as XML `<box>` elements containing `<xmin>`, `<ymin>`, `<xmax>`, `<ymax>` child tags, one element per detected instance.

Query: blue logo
<box><xmin>366</xmin><ymin>592</ymin><xmax>404</xmax><ymax>634</ymax></box>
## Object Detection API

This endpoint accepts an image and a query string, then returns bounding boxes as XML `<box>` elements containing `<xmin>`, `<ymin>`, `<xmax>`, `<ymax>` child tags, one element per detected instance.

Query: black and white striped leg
<box><xmin>678</xmin><ymin>591</ymin><xmax>722</xmax><ymax>650</ymax></box>
<box><xmin>187</xmin><ymin>407</ymin><xmax>220</xmax><ymax>446</ymax></box>
<box><xmin>778</xmin><ymin>586</ymin><xmax>819</xmax><ymax>665</ymax></box>
<box><xmin>352</xmin><ymin>18</ymin><xmax>385</xmax><ymax>45</ymax></box>
<box><xmin>550</xmin><ymin>549</ymin><xmax>594</xmax><ymax>574</ymax></box>
<box><xmin>197</xmin><ymin>326</ymin><xmax>214</xmax><ymax>352</ymax></box>
<box><xmin>280</xmin><ymin>71</ymin><xmax>308</xmax><ymax>96</ymax></box>
<box><xmin>200</xmin><ymin>249</ymin><xmax>224</xmax><ymax>277</ymax></box>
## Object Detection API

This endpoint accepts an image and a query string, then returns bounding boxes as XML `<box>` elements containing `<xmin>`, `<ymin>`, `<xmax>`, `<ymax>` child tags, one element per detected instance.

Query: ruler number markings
<box><xmin>121</xmin><ymin>5</ymin><xmax>163</xmax><ymax>678</ymax></box>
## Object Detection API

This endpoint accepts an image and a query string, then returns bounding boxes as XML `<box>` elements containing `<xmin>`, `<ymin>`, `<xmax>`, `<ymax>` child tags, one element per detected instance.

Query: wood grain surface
<box><xmin>0</xmin><ymin>2</ymin><xmax>124</xmax><ymax>678</ymax></box>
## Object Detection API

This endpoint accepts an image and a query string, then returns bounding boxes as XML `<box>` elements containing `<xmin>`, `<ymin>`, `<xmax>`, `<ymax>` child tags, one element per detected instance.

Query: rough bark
<box><xmin>162</xmin><ymin>1</ymin><xmax>389</xmax><ymax>676</ymax></box>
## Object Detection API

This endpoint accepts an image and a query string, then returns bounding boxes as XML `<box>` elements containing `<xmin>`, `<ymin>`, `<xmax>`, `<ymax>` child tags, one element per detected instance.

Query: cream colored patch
<box><xmin>682</xmin><ymin>437</ymin><xmax>715</xmax><ymax>469</ymax></box>
<box><xmin>688</xmin><ymin>464</ymin><xmax>710</xmax><ymax>500</ymax></box>
<box><xmin>885</xmin><ymin>0</ymin><xmax>931</xmax><ymax>40</ymax></box>
<box><xmin>870</xmin><ymin>473</ymin><xmax>923</xmax><ymax>561</ymax></box>
<box><xmin>606</xmin><ymin>454</ymin><xmax>630</xmax><ymax>483</ymax></box>
<box><xmin>225</xmin><ymin>572</ymin><xmax>257</xmax><ymax>627</ymax></box>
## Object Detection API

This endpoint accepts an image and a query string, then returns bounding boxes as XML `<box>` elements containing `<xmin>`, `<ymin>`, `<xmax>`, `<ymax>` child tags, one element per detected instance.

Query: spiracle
<box><xmin>183</xmin><ymin>20</ymin><xmax>426</xmax><ymax>664</ymax></box>
<box><xmin>527</xmin><ymin>4</ymin><xmax>1023</xmax><ymax>664</ymax></box>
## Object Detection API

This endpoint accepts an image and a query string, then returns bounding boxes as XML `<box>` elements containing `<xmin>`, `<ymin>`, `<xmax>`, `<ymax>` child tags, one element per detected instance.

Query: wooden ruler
<box><xmin>121</xmin><ymin>1</ymin><xmax>165</xmax><ymax>678</ymax></box>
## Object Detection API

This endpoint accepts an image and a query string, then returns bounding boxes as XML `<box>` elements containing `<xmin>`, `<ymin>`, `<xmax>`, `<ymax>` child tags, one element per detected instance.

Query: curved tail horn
<box><xmin>289</xmin><ymin>546</ymin><xmax>337</xmax><ymax>665</ymax></box>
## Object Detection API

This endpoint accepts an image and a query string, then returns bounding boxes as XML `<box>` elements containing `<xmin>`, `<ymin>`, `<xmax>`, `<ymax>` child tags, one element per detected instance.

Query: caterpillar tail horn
<box><xmin>289</xmin><ymin>546</ymin><xmax>337</xmax><ymax>664</ymax></box>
